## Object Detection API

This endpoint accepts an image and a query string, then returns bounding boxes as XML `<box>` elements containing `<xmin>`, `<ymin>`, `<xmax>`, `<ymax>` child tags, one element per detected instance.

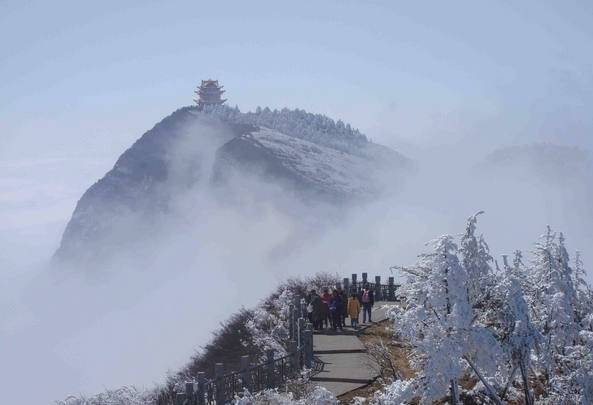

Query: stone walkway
<box><xmin>310</xmin><ymin>303</ymin><xmax>392</xmax><ymax>397</ymax></box>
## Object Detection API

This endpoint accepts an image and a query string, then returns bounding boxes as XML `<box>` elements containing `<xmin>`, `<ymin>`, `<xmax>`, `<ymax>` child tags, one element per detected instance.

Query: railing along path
<box><xmin>170</xmin><ymin>273</ymin><xmax>399</xmax><ymax>404</ymax></box>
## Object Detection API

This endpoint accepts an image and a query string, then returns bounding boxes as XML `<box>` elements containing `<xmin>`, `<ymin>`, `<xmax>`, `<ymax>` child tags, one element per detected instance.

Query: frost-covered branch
<box><xmin>379</xmin><ymin>215</ymin><xmax>593</xmax><ymax>404</ymax></box>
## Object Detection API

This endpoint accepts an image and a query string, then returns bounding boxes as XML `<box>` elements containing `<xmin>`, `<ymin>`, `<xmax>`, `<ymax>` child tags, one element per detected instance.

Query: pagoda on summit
<box><xmin>194</xmin><ymin>79</ymin><xmax>227</xmax><ymax>110</ymax></box>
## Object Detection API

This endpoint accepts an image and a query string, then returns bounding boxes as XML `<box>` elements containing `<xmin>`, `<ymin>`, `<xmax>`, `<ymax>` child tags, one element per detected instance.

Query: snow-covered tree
<box><xmin>459</xmin><ymin>211</ymin><xmax>494</xmax><ymax>308</ymax></box>
<box><xmin>497</xmin><ymin>275</ymin><xmax>540</xmax><ymax>404</ymax></box>
<box><xmin>529</xmin><ymin>226</ymin><xmax>581</xmax><ymax>392</ymax></box>
<box><xmin>392</xmin><ymin>235</ymin><xmax>502</xmax><ymax>404</ymax></box>
<box><xmin>572</xmin><ymin>251</ymin><xmax>593</xmax><ymax>328</ymax></box>
<box><xmin>382</xmin><ymin>218</ymin><xmax>593</xmax><ymax>404</ymax></box>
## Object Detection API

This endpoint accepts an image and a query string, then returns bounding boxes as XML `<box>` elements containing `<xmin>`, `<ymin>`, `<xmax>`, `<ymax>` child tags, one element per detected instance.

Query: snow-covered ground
<box><xmin>244</xmin><ymin>127</ymin><xmax>381</xmax><ymax>196</ymax></box>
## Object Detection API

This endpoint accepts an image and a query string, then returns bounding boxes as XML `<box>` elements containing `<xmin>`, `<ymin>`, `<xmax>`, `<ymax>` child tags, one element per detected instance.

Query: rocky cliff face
<box><xmin>55</xmin><ymin>106</ymin><xmax>411</xmax><ymax>262</ymax></box>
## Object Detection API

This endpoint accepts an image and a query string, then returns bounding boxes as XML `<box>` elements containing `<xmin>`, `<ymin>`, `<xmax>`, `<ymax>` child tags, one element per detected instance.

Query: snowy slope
<box><xmin>213</xmin><ymin>127</ymin><xmax>405</xmax><ymax>200</ymax></box>
<box><xmin>252</xmin><ymin>127</ymin><xmax>377</xmax><ymax>195</ymax></box>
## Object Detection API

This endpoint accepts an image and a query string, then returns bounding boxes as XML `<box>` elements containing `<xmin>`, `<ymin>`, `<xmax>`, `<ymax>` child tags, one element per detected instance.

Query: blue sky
<box><xmin>0</xmin><ymin>0</ymin><xmax>592</xmax><ymax>257</ymax></box>
<box><xmin>2</xmin><ymin>0</ymin><xmax>592</xmax><ymax>162</ymax></box>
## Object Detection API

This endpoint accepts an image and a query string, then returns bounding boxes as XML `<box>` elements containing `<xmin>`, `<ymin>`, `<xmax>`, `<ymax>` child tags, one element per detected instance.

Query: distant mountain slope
<box><xmin>55</xmin><ymin>106</ymin><xmax>411</xmax><ymax>262</ymax></box>
<box><xmin>479</xmin><ymin>143</ymin><xmax>593</xmax><ymax>185</ymax></box>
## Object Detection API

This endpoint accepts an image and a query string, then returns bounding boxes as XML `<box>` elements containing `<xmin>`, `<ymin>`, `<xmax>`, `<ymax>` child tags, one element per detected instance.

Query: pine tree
<box><xmin>459</xmin><ymin>211</ymin><xmax>493</xmax><ymax>308</ymax></box>
<box><xmin>572</xmin><ymin>251</ymin><xmax>593</xmax><ymax>328</ymax></box>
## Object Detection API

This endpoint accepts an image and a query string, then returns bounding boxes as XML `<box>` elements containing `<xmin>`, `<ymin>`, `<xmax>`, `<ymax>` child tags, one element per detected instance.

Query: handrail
<box><xmin>170</xmin><ymin>273</ymin><xmax>397</xmax><ymax>404</ymax></box>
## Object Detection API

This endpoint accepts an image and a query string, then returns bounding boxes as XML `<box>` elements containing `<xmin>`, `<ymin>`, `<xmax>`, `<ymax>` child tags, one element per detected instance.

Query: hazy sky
<box><xmin>1</xmin><ymin>3</ymin><xmax>593</xmax><ymax>403</ymax></box>
<box><xmin>2</xmin><ymin>0</ymin><xmax>592</xmax><ymax>163</ymax></box>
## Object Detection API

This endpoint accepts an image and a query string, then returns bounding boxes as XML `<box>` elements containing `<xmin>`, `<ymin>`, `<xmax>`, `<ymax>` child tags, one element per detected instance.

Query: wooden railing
<box><xmin>170</xmin><ymin>273</ymin><xmax>398</xmax><ymax>404</ymax></box>
<box><xmin>170</xmin><ymin>296</ymin><xmax>314</xmax><ymax>405</ymax></box>
<box><xmin>177</xmin><ymin>351</ymin><xmax>303</xmax><ymax>404</ymax></box>
<box><xmin>342</xmin><ymin>273</ymin><xmax>400</xmax><ymax>301</ymax></box>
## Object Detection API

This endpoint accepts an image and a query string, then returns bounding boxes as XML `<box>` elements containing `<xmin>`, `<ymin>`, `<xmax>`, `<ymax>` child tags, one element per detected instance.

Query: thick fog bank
<box><xmin>2</xmin><ymin>126</ymin><xmax>593</xmax><ymax>405</ymax></box>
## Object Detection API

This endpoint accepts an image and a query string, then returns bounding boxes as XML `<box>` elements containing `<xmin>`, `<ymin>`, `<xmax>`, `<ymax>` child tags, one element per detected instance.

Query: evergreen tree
<box><xmin>572</xmin><ymin>251</ymin><xmax>593</xmax><ymax>327</ymax></box>
<box><xmin>459</xmin><ymin>211</ymin><xmax>493</xmax><ymax>308</ymax></box>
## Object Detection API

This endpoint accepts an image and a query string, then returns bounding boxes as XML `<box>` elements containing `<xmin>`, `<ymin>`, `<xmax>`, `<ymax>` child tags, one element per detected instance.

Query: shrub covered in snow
<box><xmin>54</xmin><ymin>386</ymin><xmax>158</xmax><ymax>405</ymax></box>
<box><xmin>380</xmin><ymin>214</ymin><xmax>593</xmax><ymax>404</ymax></box>
<box><xmin>234</xmin><ymin>385</ymin><xmax>337</xmax><ymax>405</ymax></box>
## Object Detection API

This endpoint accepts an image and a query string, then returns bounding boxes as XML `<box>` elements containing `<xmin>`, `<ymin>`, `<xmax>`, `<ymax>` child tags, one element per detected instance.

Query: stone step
<box><xmin>314</xmin><ymin>329</ymin><xmax>359</xmax><ymax>336</ymax></box>
<box><xmin>314</xmin><ymin>348</ymin><xmax>367</xmax><ymax>354</ymax></box>
<box><xmin>309</xmin><ymin>302</ymin><xmax>393</xmax><ymax>398</ymax></box>
<box><xmin>314</xmin><ymin>353</ymin><xmax>380</xmax><ymax>380</ymax></box>
<box><xmin>313</xmin><ymin>381</ymin><xmax>367</xmax><ymax>397</ymax></box>
<box><xmin>313</xmin><ymin>334</ymin><xmax>366</xmax><ymax>352</ymax></box>
<box><xmin>310</xmin><ymin>376</ymin><xmax>375</xmax><ymax>384</ymax></box>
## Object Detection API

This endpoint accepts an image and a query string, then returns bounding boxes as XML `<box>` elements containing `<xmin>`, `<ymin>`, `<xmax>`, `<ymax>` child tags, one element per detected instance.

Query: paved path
<box><xmin>310</xmin><ymin>302</ymin><xmax>393</xmax><ymax>397</ymax></box>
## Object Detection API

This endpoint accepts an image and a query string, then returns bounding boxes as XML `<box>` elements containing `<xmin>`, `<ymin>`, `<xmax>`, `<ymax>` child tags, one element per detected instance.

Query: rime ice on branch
<box><xmin>382</xmin><ymin>217</ymin><xmax>593</xmax><ymax>405</ymax></box>
<box><xmin>194</xmin><ymin>79</ymin><xmax>227</xmax><ymax>110</ymax></box>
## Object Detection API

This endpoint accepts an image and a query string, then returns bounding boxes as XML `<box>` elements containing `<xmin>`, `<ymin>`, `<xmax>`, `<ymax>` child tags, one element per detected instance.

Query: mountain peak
<box><xmin>55</xmin><ymin>106</ymin><xmax>411</xmax><ymax>262</ymax></box>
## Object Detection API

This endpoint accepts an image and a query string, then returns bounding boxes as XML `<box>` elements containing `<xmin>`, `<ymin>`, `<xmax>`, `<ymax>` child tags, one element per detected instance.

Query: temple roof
<box><xmin>195</xmin><ymin>79</ymin><xmax>227</xmax><ymax>109</ymax></box>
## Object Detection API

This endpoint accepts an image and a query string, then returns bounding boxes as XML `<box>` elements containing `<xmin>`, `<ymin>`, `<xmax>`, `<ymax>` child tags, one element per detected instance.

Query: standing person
<box><xmin>336</xmin><ymin>285</ymin><xmax>348</xmax><ymax>328</ymax></box>
<box><xmin>359</xmin><ymin>283</ymin><xmax>375</xmax><ymax>323</ymax></box>
<box><xmin>309</xmin><ymin>290</ymin><xmax>324</xmax><ymax>330</ymax></box>
<box><xmin>329</xmin><ymin>290</ymin><xmax>344</xmax><ymax>331</ymax></box>
<box><xmin>347</xmin><ymin>292</ymin><xmax>361</xmax><ymax>329</ymax></box>
<box><xmin>306</xmin><ymin>291</ymin><xmax>314</xmax><ymax>324</ymax></box>
<box><xmin>320</xmin><ymin>288</ymin><xmax>331</xmax><ymax>329</ymax></box>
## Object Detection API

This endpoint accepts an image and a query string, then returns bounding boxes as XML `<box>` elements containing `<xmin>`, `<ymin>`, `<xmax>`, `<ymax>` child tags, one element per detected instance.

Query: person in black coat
<box><xmin>328</xmin><ymin>290</ymin><xmax>344</xmax><ymax>331</ymax></box>
<box><xmin>309</xmin><ymin>290</ymin><xmax>324</xmax><ymax>330</ymax></box>
<box><xmin>336</xmin><ymin>286</ymin><xmax>348</xmax><ymax>327</ymax></box>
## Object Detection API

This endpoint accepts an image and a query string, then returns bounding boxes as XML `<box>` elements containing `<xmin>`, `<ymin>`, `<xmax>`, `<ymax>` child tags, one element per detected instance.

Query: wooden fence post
<box><xmin>196</xmin><ymin>372</ymin><xmax>206</xmax><ymax>405</ymax></box>
<box><xmin>298</xmin><ymin>317</ymin><xmax>305</xmax><ymax>349</ymax></box>
<box><xmin>299</xmin><ymin>298</ymin><xmax>306</xmax><ymax>319</ymax></box>
<box><xmin>185</xmin><ymin>382</ymin><xmax>195</xmax><ymax>405</ymax></box>
<box><xmin>362</xmin><ymin>272</ymin><xmax>368</xmax><ymax>286</ymax></box>
<box><xmin>343</xmin><ymin>277</ymin><xmax>350</xmax><ymax>294</ymax></box>
<box><xmin>215</xmin><ymin>363</ymin><xmax>225</xmax><ymax>404</ymax></box>
<box><xmin>303</xmin><ymin>328</ymin><xmax>313</xmax><ymax>368</ymax></box>
<box><xmin>266</xmin><ymin>349</ymin><xmax>275</xmax><ymax>388</ymax></box>
<box><xmin>288</xmin><ymin>304</ymin><xmax>295</xmax><ymax>340</ymax></box>
<box><xmin>292</xmin><ymin>302</ymin><xmax>298</xmax><ymax>343</ymax></box>
<box><xmin>240</xmin><ymin>355</ymin><xmax>251</xmax><ymax>392</ymax></box>
<box><xmin>288</xmin><ymin>340</ymin><xmax>299</xmax><ymax>372</ymax></box>
<box><xmin>388</xmin><ymin>276</ymin><xmax>395</xmax><ymax>301</ymax></box>
<box><xmin>375</xmin><ymin>276</ymin><xmax>381</xmax><ymax>301</ymax></box>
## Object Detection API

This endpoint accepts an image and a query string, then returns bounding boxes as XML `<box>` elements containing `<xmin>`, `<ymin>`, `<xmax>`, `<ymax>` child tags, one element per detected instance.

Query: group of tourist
<box><xmin>305</xmin><ymin>284</ymin><xmax>375</xmax><ymax>331</ymax></box>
